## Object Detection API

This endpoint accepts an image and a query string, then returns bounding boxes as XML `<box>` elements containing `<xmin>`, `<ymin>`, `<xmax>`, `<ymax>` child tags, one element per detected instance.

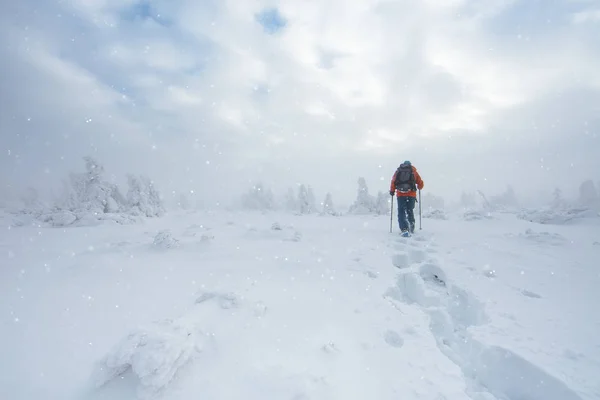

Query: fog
<box><xmin>1</xmin><ymin>0</ymin><xmax>599</xmax><ymax>209</ymax></box>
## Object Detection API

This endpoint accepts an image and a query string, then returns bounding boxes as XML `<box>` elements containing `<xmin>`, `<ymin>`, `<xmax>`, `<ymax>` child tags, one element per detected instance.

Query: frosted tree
<box><xmin>126</xmin><ymin>174</ymin><xmax>165</xmax><ymax>217</ymax></box>
<box><xmin>241</xmin><ymin>183</ymin><xmax>275</xmax><ymax>211</ymax></box>
<box><xmin>59</xmin><ymin>156</ymin><xmax>126</xmax><ymax>214</ymax></box>
<box><xmin>297</xmin><ymin>184</ymin><xmax>311</xmax><ymax>214</ymax></box>
<box><xmin>348</xmin><ymin>177</ymin><xmax>376</xmax><ymax>214</ymax></box>
<box><xmin>578</xmin><ymin>180</ymin><xmax>599</xmax><ymax>208</ymax></box>
<box><xmin>307</xmin><ymin>186</ymin><xmax>318</xmax><ymax>213</ymax></box>
<box><xmin>321</xmin><ymin>192</ymin><xmax>336</xmax><ymax>215</ymax></box>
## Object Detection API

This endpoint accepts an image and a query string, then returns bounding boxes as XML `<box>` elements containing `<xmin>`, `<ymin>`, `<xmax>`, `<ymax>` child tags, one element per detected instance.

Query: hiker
<box><xmin>389</xmin><ymin>161</ymin><xmax>424</xmax><ymax>234</ymax></box>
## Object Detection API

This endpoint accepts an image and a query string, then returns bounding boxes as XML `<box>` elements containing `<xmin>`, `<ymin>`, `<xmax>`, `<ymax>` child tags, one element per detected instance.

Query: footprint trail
<box><xmin>385</xmin><ymin>233</ymin><xmax>584</xmax><ymax>400</ymax></box>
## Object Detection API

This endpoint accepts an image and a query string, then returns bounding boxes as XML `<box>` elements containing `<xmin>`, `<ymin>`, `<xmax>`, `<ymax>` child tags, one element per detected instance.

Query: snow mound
<box><xmin>152</xmin><ymin>230</ymin><xmax>180</xmax><ymax>250</ymax></box>
<box><xmin>423</xmin><ymin>208</ymin><xmax>447</xmax><ymax>220</ymax></box>
<box><xmin>91</xmin><ymin>318</ymin><xmax>205</xmax><ymax>399</ymax></box>
<box><xmin>482</xmin><ymin>265</ymin><xmax>497</xmax><ymax>278</ymax></box>
<box><xmin>9</xmin><ymin>209</ymin><xmax>141</xmax><ymax>228</ymax></box>
<box><xmin>195</xmin><ymin>291</ymin><xmax>240</xmax><ymax>309</ymax></box>
<box><xmin>517</xmin><ymin>207</ymin><xmax>599</xmax><ymax>225</ymax></box>
<box><xmin>516</xmin><ymin>229</ymin><xmax>567</xmax><ymax>246</ymax></box>
<box><xmin>462</xmin><ymin>209</ymin><xmax>493</xmax><ymax>221</ymax></box>
<box><xmin>244</xmin><ymin>223</ymin><xmax>302</xmax><ymax>242</ymax></box>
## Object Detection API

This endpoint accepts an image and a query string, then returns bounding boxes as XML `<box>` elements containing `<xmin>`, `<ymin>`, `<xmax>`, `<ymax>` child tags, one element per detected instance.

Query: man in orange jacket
<box><xmin>390</xmin><ymin>160</ymin><xmax>424</xmax><ymax>234</ymax></box>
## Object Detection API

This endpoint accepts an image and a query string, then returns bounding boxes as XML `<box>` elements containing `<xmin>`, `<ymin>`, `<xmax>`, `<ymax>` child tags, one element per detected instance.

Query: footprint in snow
<box><xmin>391</xmin><ymin>248</ymin><xmax>433</xmax><ymax>270</ymax></box>
<box><xmin>386</xmin><ymin>255</ymin><xmax>583</xmax><ymax>400</ymax></box>
<box><xmin>383</xmin><ymin>330</ymin><xmax>404</xmax><ymax>348</ymax></box>
<box><xmin>521</xmin><ymin>289</ymin><xmax>542</xmax><ymax>299</ymax></box>
<box><xmin>364</xmin><ymin>270</ymin><xmax>378</xmax><ymax>279</ymax></box>
<box><xmin>391</xmin><ymin>253</ymin><xmax>410</xmax><ymax>269</ymax></box>
<box><xmin>408</xmin><ymin>247</ymin><xmax>428</xmax><ymax>263</ymax></box>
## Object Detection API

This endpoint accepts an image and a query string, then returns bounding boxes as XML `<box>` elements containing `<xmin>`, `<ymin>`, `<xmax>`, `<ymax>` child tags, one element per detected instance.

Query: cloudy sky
<box><xmin>1</xmin><ymin>0</ymin><xmax>599</xmax><ymax>207</ymax></box>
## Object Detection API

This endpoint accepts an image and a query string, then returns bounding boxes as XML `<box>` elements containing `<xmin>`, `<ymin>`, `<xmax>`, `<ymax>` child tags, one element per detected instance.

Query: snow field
<box><xmin>0</xmin><ymin>209</ymin><xmax>598</xmax><ymax>400</ymax></box>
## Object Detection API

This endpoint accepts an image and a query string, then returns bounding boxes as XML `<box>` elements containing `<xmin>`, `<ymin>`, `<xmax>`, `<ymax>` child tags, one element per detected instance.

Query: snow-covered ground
<box><xmin>1</xmin><ymin>208</ymin><xmax>599</xmax><ymax>400</ymax></box>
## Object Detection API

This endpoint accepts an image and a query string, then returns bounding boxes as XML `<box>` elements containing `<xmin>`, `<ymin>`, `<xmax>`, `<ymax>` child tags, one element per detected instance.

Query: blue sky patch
<box><xmin>120</xmin><ymin>1</ymin><xmax>172</xmax><ymax>26</ymax></box>
<box><xmin>255</xmin><ymin>8</ymin><xmax>287</xmax><ymax>34</ymax></box>
<box><xmin>483</xmin><ymin>0</ymin><xmax>582</xmax><ymax>37</ymax></box>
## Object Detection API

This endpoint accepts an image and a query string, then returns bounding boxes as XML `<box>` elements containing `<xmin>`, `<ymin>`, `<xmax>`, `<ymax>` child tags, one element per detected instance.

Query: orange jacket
<box><xmin>390</xmin><ymin>165</ymin><xmax>424</xmax><ymax>198</ymax></box>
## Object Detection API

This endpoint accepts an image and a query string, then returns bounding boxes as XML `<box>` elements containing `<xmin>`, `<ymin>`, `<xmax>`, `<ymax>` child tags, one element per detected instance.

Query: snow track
<box><xmin>385</xmin><ymin>233</ymin><xmax>584</xmax><ymax>400</ymax></box>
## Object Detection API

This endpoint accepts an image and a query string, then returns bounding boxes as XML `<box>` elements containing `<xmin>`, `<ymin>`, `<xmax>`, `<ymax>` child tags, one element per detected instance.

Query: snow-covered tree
<box><xmin>58</xmin><ymin>156</ymin><xmax>126</xmax><ymax>214</ymax></box>
<box><xmin>126</xmin><ymin>174</ymin><xmax>165</xmax><ymax>217</ymax></box>
<box><xmin>307</xmin><ymin>185</ymin><xmax>318</xmax><ymax>213</ymax></box>
<box><xmin>17</xmin><ymin>156</ymin><xmax>166</xmax><ymax>227</ymax></box>
<box><xmin>321</xmin><ymin>192</ymin><xmax>337</xmax><ymax>215</ymax></box>
<box><xmin>348</xmin><ymin>177</ymin><xmax>376</xmax><ymax>214</ymax></box>
<box><xmin>297</xmin><ymin>184</ymin><xmax>312</xmax><ymax>214</ymax></box>
<box><xmin>240</xmin><ymin>182</ymin><xmax>275</xmax><ymax>211</ymax></box>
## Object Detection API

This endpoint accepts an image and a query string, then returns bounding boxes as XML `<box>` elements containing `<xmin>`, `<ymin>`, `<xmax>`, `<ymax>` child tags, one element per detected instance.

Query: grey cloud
<box><xmin>1</xmin><ymin>0</ymin><xmax>599</xmax><ymax>208</ymax></box>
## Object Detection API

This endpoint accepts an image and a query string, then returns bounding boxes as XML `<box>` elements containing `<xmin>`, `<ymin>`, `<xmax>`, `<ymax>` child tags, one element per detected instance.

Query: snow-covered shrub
<box><xmin>240</xmin><ymin>182</ymin><xmax>276</xmax><ymax>211</ymax></box>
<box><xmin>462</xmin><ymin>209</ymin><xmax>493</xmax><ymax>221</ymax></box>
<box><xmin>517</xmin><ymin>207</ymin><xmax>598</xmax><ymax>225</ymax></box>
<box><xmin>152</xmin><ymin>230</ymin><xmax>180</xmax><ymax>250</ymax></box>
<box><xmin>39</xmin><ymin>210</ymin><xmax>78</xmax><ymax>227</ymax></box>
<box><xmin>91</xmin><ymin>317</ymin><xmax>204</xmax><ymax>399</ymax></box>
<box><xmin>423</xmin><ymin>208</ymin><xmax>447</xmax><ymax>220</ymax></box>
<box><xmin>519</xmin><ymin>181</ymin><xmax>600</xmax><ymax>225</ymax></box>
<box><xmin>518</xmin><ymin>228</ymin><xmax>567</xmax><ymax>246</ymax></box>
<box><xmin>348</xmin><ymin>177</ymin><xmax>377</xmax><ymax>214</ymax></box>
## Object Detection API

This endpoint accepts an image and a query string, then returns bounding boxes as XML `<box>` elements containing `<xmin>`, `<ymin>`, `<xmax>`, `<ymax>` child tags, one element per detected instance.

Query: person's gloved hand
<box><xmin>389</xmin><ymin>190</ymin><xmax>394</xmax><ymax>196</ymax></box>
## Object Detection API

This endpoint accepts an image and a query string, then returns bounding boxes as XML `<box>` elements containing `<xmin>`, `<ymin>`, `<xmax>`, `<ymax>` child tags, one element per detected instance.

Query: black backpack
<box><xmin>394</xmin><ymin>163</ymin><xmax>416</xmax><ymax>193</ymax></box>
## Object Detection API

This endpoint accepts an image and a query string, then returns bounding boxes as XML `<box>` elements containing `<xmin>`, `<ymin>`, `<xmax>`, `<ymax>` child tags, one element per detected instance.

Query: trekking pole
<box><xmin>390</xmin><ymin>194</ymin><xmax>394</xmax><ymax>233</ymax></box>
<box><xmin>419</xmin><ymin>189</ymin><xmax>422</xmax><ymax>230</ymax></box>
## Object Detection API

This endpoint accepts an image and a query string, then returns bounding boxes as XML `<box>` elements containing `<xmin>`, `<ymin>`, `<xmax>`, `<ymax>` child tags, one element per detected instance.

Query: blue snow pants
<box><xmin>397</xmin><ymin>196</ymin><xmax>416</xmax><ymax>232</ymax></box>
